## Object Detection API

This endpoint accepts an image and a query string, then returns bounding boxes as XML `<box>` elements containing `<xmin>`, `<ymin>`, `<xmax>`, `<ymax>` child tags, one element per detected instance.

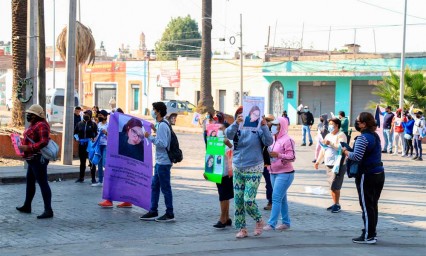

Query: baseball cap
<box><xmin>84</xmin><ymin>110</ymin><xmax>92</xmax><ymax>116</ymax></box>
<box><xmin>26</xmin><ymin>104</ymin><xmax>45</xmax><ymax>118</ymax></box>
<box><xmin>304</xmin><ymin>106</ymin><xmax>309</xmax><ymax>109</ymax></box>
<box><xmin>414</xmin><ymin>110</ymin><xmax>423</xmax><ymax>115</ymax></box>
<box><xmin>99</xmin><ymin>110</ymin><xmax>109</xmax><ymax>116</ymax></box>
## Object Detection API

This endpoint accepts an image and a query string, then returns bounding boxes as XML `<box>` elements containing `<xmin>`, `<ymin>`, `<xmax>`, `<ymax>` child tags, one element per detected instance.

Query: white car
<box><xmin>6</xmin><ymin>98</ymin><xmax>12</xmax><ymax>111</ymax></box>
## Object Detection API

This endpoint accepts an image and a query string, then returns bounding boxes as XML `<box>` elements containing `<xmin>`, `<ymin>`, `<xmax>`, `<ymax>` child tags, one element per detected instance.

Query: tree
<box><xmin>155</xmin><ymin>16</ymin><xmax>202</xmax><ymax>61</ymax></box>
<box><xmin>11</xmin><ymin>0</ymin><xmax>27</xmax><ymax>127</ymax></box>
<box><xmin>38</xmin><ymin>0</ymin><xmax>46</xmax><ymax>110</ymax></box>
<box><xmin>372</xmin><ymin>69</ymin><xmax>426</xmax><ymax>109</ymax></box>
<box><xmin>197</xmin><ymin>0</ymin><xmax>214</xmax><ymax>114</ymax></box>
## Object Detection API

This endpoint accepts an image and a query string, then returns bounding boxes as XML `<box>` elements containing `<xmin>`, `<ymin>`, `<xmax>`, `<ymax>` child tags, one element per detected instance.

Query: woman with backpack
<box><xmin>225</xmin><ymin>106</ymin><xmax>273</xmax><ymax>238</ymax></box>
<box><xmin>342</xmin><ymin>112</ymin><xmax>384</xmax><ymax>244</ymax></box>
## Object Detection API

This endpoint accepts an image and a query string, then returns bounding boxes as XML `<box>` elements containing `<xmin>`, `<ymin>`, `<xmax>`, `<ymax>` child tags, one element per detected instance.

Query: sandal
<box><xmin>236</xmin><ymin>228</ymin><xmax>248</xmax><ymax>238</ymax></box>
<box><xmin>253</xmin><ymin>219</ymin><xmax>265</xmax><ymax>236</ymax></box>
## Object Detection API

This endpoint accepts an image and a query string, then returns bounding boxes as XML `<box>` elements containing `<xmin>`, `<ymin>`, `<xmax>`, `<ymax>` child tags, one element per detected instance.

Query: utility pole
<box><xmin>53</xmin><ymin>0</ymin><xmax>56</xmax><ymax>89</ymax></box>
<box><xmin>240</xmin><ymin>13</ymin><xmax>243</xmax><ymax>106</ymax></box>
<box><xmin>399</xmin><ymin>0</ymin><xmax>407</xmax><ymax>110</ymax></box>
<box><xmin>62</xmin><ymin>0</ymin><xmax>77</xmax><ymax>165</ymax></box>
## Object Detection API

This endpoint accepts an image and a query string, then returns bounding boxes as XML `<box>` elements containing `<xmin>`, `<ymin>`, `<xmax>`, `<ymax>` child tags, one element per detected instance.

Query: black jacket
<box><xmin>74</xmin><ymin>120</ymin><xmax>98</xmax><ymax>140</ymax></box>
<box><xmin>297</xmin><ymin>111</ymin><xmax>314</xmax><ymax>126</ymax></box>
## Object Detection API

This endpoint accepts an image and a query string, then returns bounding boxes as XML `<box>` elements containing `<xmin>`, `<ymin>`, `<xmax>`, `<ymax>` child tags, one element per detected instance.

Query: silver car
<box><xmin>163</xmin><ymin>100</ymin><xmax>196</xmax><ymax>125</ymax></box>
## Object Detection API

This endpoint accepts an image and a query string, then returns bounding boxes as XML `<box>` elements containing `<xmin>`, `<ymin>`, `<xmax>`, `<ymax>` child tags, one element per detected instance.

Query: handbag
<box><xmin>27</xmin><ymin>137</ymin><xmax>59</xmax><ymax>161</ymax></box>
<box><xmin>404</xmin><ymin>133</ymin><xmax>412</xmax><ymax>140</ymax></box>
<box><xmin>88</xmin><ymin>134</ymin><xmax>103</xmax><ymax>165</ymax></box>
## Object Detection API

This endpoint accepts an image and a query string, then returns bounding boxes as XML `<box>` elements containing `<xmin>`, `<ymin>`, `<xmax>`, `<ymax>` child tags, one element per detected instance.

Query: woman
<box><xmin>313</xmin><ymin>114</ymin><xmax>329</xmax><ymax>163</ymax></box>
<box><xmin>314</xmin><ymin>118</ymin><xmax>347</xmax><ymax>213</ymax></box>
<box><xmin>262</xmin><ymin>117</ymin><xmax>296</xmax><ymax>231</ymax></box>
<box><xmin>342</xmin><ymin>112</ymin><xmax>384</xmax><ymax>244</ymax></box>
<box><xmin>92</xmin><ymin>110</ymin><xmax>109</xmax><ymax>188</ymax></box>
<box><xmin>119</xmin><ymin>117</ymin><xmax>145</xmax><ymax>162</ymax></box>
<box><xmin>243</xmin><ymin>105</ymin><xmax>261</xmax><ymax>128</ymax></box>
<box><xmin>205</xmin><ymin>155</ymin><xmax>214</xmax><ymax>173</ymax></box>
<box><xmin>402</xmin><ymin>113</ymin><xmax>415</xmax><ymax>158</ymax></box>
<box><xmin>199</xmin><ymin>112</ymin><xmax>216</xmax><ymax>146</ymax></box>
<box><xmin>225</xmin><ymin>106</ymin><xmax>273</xmax><ymax>238</ymax></box>
<box><xmin>16</xmin><ymin>104</ymin><xmax>54</xmax><ymax>219</ymax></box>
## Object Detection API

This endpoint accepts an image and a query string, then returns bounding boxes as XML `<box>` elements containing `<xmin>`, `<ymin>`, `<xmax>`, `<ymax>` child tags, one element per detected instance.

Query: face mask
<box><xmin>83</xmin><ymin>115</ymin><xmax>90</xmax><ymax>121</ymax></box>
<box><xmin>320</xmin><ymin>118</ymin><xmax>324</xmax><ymax>122</ymax></box>
<box><xmin>26</xmin><ymin>114</ymin><xmax>33</xmax><ymax>122</ymax></box>
<box><xmin>416</xmin><ymin>115</ymin><xmax>421</xmax><ymax>119</ymax></box>
<box><xmin>151</xmin><ymin>110</ymin><xmax>157</xmax><ymax>120</ymax></box>
<box><xmin>304</xmin><ymin>109</ymin><xmax>308</xmax><ymax>113</ymax></box>
<box><xmin>355</xmin><ymin>121</ymin><xmax>361</xmax><ymax>132</ymax></box>
<box><xmin>328</xmin><ymin>126</ymin><xmax>335</xmax><ymax>133</ymax></box>
<box><xmin>271</xmin><ymin>125</ymin><xmax>279</xmax><ymax>135</ymax></box>
<box><xmin>217</xmin><ymin>130</ymin><xmax>224</xmax><ymax>137</ymax></box>
<box><xmin>206</xmin><ymin>115</ymin><xmax>210</xmax><ymax>119</ymax></box>
<box><xmin>98</xmin><ymin>117</ymin><xmax>104</xmax><ymax>122</ymax></box>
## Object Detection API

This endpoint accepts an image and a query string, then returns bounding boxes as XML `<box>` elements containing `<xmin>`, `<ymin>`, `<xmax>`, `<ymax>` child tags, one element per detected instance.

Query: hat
<box><xmin>84</xmin><ymin>110</ymin><xmax>92</xmax><ymax>116</ymax></box>
<box><xmin>396</xmin><ymin>108</ymin><xmax>402</xmax><ymax>113</ymax></box>
<box><xmin>265</xmin><ymin>114</ymin><xmax>275</xmax><ymax>122</ymax></box>
<box><xmin>99</xmin><ymin>110</ymin><xmax>109</xmax><ymax>116</ymax></box>
<box><xmin>304</xmin><ymin>106</ymin><xmax>309</xmax><ymax>109</ymax></box>
<box><xmin>414</xmin><ymin>110</ymin><xmax>423</xmax><ymax>115</ymax></box>
<box><xmin>270</xmin><ymin>119</ymin><xmax>280</xmax><ymax>125</ymax></box>
<box><xmin>25</xmin><ymin>104</ymin><xmax>45</xmax><ymax>118</ymax></box>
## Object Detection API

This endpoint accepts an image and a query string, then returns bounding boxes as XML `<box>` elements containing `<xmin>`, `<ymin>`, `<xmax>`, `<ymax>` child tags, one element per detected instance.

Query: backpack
<box><xmin>27</xmin><ymin>137</ymin><xmax>59</xmax><ymax>161</ymax></box>
<box><xmin>160</xmin><ymin>120</ymin><xmax>183</xmax><ymax>163</ymax></box>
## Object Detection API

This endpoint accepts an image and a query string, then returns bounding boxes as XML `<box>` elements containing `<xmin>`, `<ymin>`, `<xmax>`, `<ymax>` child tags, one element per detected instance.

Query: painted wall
<box><xmin>126</xmin><ymin>61</ymin><xmax>147</xmax><ymax>114</ymax></box>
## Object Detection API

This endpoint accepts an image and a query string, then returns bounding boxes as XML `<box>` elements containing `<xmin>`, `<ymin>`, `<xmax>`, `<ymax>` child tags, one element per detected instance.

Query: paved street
<box><xmin>0</xmin><ymin>132</ymin><xmax>425</xmax><ymax>255</ymax></box>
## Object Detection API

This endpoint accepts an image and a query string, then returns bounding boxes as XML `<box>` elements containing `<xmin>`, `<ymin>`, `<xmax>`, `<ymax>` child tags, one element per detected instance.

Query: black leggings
<box><xmin>25</xmin><ymin>156</ymin><xmax>52</xmax><ymax>211</ymax></box>
<box><xmin>404</xmin><ymin>137</ymin><xmax>413</xmax><ymax>156</ymax></box>
<box><xmin>78</xmin><ymin>143</ymin><xmax>96</xmax><ymax>182</ymax></box>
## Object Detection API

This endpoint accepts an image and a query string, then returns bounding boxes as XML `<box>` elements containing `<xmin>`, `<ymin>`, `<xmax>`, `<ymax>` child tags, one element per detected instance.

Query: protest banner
<box><xmin>103</xmin><ymin>112</ymin><xmax>153</xmax><ymax>210</ymax></box>
<box><xmin>10</xmin><ymin>133</ymin><xmax>24</xmax><ymax>156</ymax></box>
<box><xmin>192</xmin><ymin>112</ymin><xmax>201</xmax><ymax>126</ymax></box>
<box><xmin>205</xmin><ymin>123</ymin><xmax>226</xmax><ymax>183</ymax></box>
<box><xmin>241</xmin><ymin>96</ymin><xmax>265</xmax><ymax>131</ymax></box>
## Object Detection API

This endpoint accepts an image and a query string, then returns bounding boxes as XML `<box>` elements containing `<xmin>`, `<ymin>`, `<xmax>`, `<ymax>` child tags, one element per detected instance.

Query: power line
<box><xmin>355</xmin><ymin>0</ymin><xmax>426</xmax><ymax>21</ymax></box>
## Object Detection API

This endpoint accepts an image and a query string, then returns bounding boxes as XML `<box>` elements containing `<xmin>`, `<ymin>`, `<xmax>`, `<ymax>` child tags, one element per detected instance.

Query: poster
<box><xmin>241</xmin><ymin>96</ymin><xmax>265</xmax><ymax>131</ymax></box>
<box><xmin>10</xmin><ymin>133</ymin><xmax>24</xmax><ymax>156</ymax></box>
<box><xmin>103</xmin><ymin>112</ymin><xmax>153</xmax><ymax>210</ymax></box>
<box><xmin>192</xmin><ymin>112</ymin><xmax>201</xmax><ymax>126</ymax></box>
<box><xmin>204</xmin><ymin>124</ymin><xmax>226</xmax><ymax>183</ymax></box>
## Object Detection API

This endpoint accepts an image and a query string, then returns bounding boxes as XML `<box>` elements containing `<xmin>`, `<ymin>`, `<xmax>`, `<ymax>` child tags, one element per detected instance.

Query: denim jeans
<box><xmin>267</xmin><ymin>172</ymin><xmax>294</xmax><ymax>228</ymax></box>
<box><xmin>413</xmin><ymin>135</ymin><xmax>423</xmax><ymax>158</ymax></box>
<box><xmin>262</xmin><ymin>167</ymin><xmax>273</xmax><ymax>204</ymax></box>
<box><xmin>150</xmin><ymin>164</ymin><xmax>174</xmax><ymax>216</ymax></box>
<box><xmin>25</xmin><ymin>156</ymin><xmax>52</xmax><ymax>211</ymax></box>
<box><xmin>97</xmin><ymin>145</ymin><xmax>107</xmax><ymax>183</ymax></box>
<box><xmin>302</xmin><ymin>125</ymin><xmax>313</xmax><ymax>144</ymax></box>
<box><xmin>383</xmin><ymin>129</ymin><xmax>393</xmax><ymax>152</ymax></box>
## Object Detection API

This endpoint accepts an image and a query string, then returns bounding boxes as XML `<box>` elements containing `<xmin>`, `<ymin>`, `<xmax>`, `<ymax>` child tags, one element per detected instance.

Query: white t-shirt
<box><xmin>318</xmin><ymin>132</ymin><xmax>347</xmax><ymax>166</ymax></box>
<box><xmin>97</xmin><ymin>122</ymin><xmax>108</xmax><ymax>145</ymax></box>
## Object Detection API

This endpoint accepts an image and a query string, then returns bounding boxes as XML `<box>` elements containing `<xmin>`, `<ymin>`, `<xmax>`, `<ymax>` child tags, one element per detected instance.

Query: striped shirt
<box><xmin>348</xmin><ymin>136</ymin><xmax>368</xmax><ymax>162</ymax></box>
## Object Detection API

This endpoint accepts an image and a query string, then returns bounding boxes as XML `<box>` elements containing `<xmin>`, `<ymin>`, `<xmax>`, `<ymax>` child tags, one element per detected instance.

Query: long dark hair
<box><xmin>358</xmin><ymin>112</ymin><xmax>377</xmax><ymax>132</ymax></box>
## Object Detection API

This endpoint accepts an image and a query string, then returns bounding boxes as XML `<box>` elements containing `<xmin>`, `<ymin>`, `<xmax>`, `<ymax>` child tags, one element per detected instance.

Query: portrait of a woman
<box><xmin>119</xmin><ymin>118</ymin><xmax>145</xmax><ymax>162</ymax></box>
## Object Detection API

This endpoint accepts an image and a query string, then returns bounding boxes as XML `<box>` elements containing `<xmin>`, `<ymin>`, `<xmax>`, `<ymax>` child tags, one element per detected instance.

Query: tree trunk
<box><xmin>11</xmin><ymin>0</ymin><xmax>28</xmax><ymax>127</ymax></box>
<box><xmin>197</xmin><ymin>0</ymin><xmax>214</xmax><ymax>114</ymax></box>
<box><xmin>38</xmin><ymin>0</ymin><xmax>46</xmax><ymax>110</ymax></box>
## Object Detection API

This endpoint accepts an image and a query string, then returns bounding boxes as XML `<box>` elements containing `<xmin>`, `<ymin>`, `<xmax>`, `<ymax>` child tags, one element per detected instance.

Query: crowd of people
<box><xmin>15</xmin><ymin>102</ymin><xmax>425</xmax><ymax>245</ymax></box>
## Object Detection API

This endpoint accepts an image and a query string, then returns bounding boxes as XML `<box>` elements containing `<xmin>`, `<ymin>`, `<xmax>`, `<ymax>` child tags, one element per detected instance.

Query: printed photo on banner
<box><xmin>241</xmin><ymin>96</ymin><xmax>265</xmax><ymax>131</ymax></box>
<box><xmin>10</xmin><ymin>133</ymin><xmax>24</xmax><ymax>156</ymax></box>
<box><xmin>103</xmin><ymin>112</ymin><xmax>153</xmax><ymax>210</ymax></box>
<box><xmin>192</xmin><ymin>112</ymin><xmax>201</xmax><ymax>126</ymax></box>
<box><xmin>206</xmin><ymin>123</ymin><xmax>222</xmax><ymax>138</ymax></box>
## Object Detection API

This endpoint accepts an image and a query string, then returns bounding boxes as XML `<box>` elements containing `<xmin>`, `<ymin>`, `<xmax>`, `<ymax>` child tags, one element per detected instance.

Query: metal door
<box><xmin>298</xmin><ymin>81</ymin><xmax>336</xmax><ymax>124</ymax></box>
<box><xmin>350</xmin><ymin>80</ymin><xmax>380</xmax><ymax>125</ymax></box>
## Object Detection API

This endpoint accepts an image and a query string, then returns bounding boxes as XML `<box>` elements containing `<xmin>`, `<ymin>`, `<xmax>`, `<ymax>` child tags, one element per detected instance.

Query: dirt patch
<box><xmin>0</xmin><ymin>157</ymin><xmax>24</xmax><ymax>167</ymax></box>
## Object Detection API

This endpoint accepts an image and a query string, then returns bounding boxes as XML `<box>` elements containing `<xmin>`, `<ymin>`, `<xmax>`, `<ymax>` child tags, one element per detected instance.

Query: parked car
<box><xmin>163</xmin><ymin>100</ymin><xmax>196</xmax><ymax>125</ymax></box>
<box><xmin>6</xmin><ymin>98</ymin><xmax>12</xmax><ymax>111</ymax></box>
<box><xmin>46</xmin><ymin>88</ymin><xmax>80</xmax><ymax>124</ymax></box>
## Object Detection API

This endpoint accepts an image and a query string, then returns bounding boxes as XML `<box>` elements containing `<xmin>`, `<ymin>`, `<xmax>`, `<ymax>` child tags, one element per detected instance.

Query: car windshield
<box><xmin>187</xmin><ymin>103</ymin><xmax>196</xmax><ymax>110</ymax></box>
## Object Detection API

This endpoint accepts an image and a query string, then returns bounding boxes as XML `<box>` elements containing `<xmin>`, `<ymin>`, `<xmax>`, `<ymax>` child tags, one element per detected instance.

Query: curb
<box><xmin>0</xmin><ymin>171</ymin><xmax>81</xmax><ymax>185</ymax></box>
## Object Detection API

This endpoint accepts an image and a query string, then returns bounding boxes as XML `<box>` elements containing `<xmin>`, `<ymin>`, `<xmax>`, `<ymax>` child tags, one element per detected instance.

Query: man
<box><xmin>262</xmin><ymin>114</ymin><xmax>275</xmax><ymax>210</ymax></box>
<box><xmin>16</xmin><ymin>104</ymin><xmax>54</xmax><ymax>219</ymax></box>
<box><xmin>411</xmin><ymin>109</ymin><xmax>425</xmax><ymax>161</ymax></box>
<box><xmin>338</xmin><ymin>111</ymin><xmax>349</xmax><ymax>142</ymax></box>
<box><xmin>380</xmin><ymin>106</ymin><xmax>394</xmax><ymax>154</ymax></box>
<box><xmin>282</xmin><ymin>110</ymin><xmax>290</xmax><ymax>125</ymax></box>
<box><xmin>297</xmin><ymin>106</ymin><xmax>314</xmax><ymax>146</ymax></box>
<box><xmin>74</xmin><ymin>106</ymin><xmax>82</xmax><ymax>129</ymax></box>
<box><xmin>391</xmin><ymin>108</ymin><xmax>407</xmax><ymax>156</ymax></box>
<box><xmin>140</xmin><ymin>102</ymin><xmax>175</xmax><ymax>222</ymax></box>
<box><xmin>74</xmin><ymin>110</ymin><xmax>98</xmax><ymax>183</ymax></box>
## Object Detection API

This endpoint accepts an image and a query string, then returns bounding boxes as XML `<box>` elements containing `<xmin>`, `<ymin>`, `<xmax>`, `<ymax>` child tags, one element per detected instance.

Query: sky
<box><xmin>1</xmin><ymin>0</ymin><xmax>426</xmax><ymax>56</ymax></box>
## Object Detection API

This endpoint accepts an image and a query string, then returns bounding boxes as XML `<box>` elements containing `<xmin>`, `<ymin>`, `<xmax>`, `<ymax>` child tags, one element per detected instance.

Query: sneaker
<box><xmin>37</xmin><ymin>210</ymin><xmax>54</xmax><ymax>219</ymax></box>
<box><xmin>309</xmin><ymin>142</ymin><xmax>313</xmax><ymax>146</ymax></box>
<box><xmin>75</xmin><ymin>179</ymin><xmax>84</xmax><ymax>183</ymax></box>
<box><xmin>91</xmin><ymin>182</ymin><xmax>103</xmax><ymax>187</ymax></box>
<box><xmin>253</xmin><ymin>219</ymin><xmax>265</xmax><ymax>236</ymax></box>
<box><xmin>301</xmin><ymin>143</ymin><xmax>306</xmax><ymax>146</ymax></box>
<box><xmin>389</xmin><ymin>151</ymin><xmax>393</xmax><ymax>154</ymax></box>
<box><xmin>326</xmin><ymin>204</ymin><xmax>334</xmax><ymax>211</ymax></box>
<box><xmin>331</xmin><ymin>204</ymin><xmax>341</xmax><ymax>213</ymax></box>
<box><xmin>226</xmin><ymin>219</ymin><xmax>232</xmax><ymax>226</ymax></box>
<box><xmin>236</xmin><ymin>228</ymin><xmax>248</xmax><ymax>239</ymax></box>
<box><xmin>263</xmin><ymin>202</ymin><xmax>272</xmax><ymax>210</ymax></box>
<box><xmin>312</xmin><ymin>159</ymin><xmax>316</xmax><ymax>163</ymax></box>
<box><xmin>413</xmin><ymin>156</ymin><xmax>418</xmax><ymax>160</ymax></box>
<box><xmin>98</xmin><ymin>200</ymin><xmax>113</xmax><ymax>208</ymax></box>
<box><xmin>416</xmin><ymin>157</ymin><xmax>423</xmax><ymax>161</ymax></box>
<box><xmin>213</xmin><ymin>221</ymin><xmax>227</xmax><ymax>229</ymax></box>
<box><xmin>155</xmin><ymin>213</ymin><xmax>175</xmax><ymax>222</ymax></box>
<box><xmin>139</xmin><ymin>211</ymin><xmax>158</xmax><ymax>221</ymax></box>
<box><xmin>381</xmin><ymin>150</ymin><xmax>387</xmax><ymax>153</ymax></box>
<box><xmin>16</xmin><ymin>206</ymin><xmax>31</xmax><ymax>214</ymax></box>
<box><xmin>263</xmin><ymin>224</ymin><xmax>274</xmax><ymax>231</ymax></box>
<box><xmin>276</xmin><ymin>224</ymin><xmax>290</xmax><ymax>231</ymax></box>
<box><xmin>117</xmin><ymin>202</ymin><xmax>132</xmax><ymax>208</ymax></box>
<box><xmin>352</xmin><ymin>236</ymin><xmax>377</xmax><ymax>244</ymax></box>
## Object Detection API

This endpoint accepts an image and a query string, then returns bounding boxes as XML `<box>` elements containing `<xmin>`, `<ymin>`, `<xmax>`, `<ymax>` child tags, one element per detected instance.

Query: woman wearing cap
<box><xmin>263</xmin><ymin>117</ymin><xmax>296</xmax><ymax>231</ymax></box>
<box><xmin>16</xmin><ymin>104</ymin><xmax>54</xmax><ymax>219</ymax></box>
<box><xmin>118</xmin><ymin>117</ymin><xmax>145</xmax><ymax>162</ymax></box>
<box><xmin>226</xmin><ymin>106</ymin><xmax>273</xmax><ymax>238</ymax></box>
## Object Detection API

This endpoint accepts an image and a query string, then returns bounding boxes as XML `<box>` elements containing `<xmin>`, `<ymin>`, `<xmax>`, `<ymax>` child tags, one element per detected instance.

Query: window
<box><xmin>52</xmin><ymin>96</ymin><xmax>79</xmax><ymax>106</ymax></box>
<box><xmin>131</xmin><ymin>84</ymin><xmax>140</xmax><ymax>111</ymax></box>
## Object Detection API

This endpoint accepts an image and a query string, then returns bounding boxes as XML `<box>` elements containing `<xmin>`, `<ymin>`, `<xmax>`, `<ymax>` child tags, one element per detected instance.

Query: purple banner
<box><xmin>103</xmin><ymin>112</ymin><xmax>153</xmax><ymax>210</ymax></box>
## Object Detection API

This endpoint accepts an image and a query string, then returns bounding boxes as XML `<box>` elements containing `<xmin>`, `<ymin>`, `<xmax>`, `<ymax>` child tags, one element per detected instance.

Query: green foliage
<box><xmin>372</xmin><ymin>69</ymin><xmax>426</xmax><ymax>110</ymax></box>
<box><xmin>155</xmin><ymin>16</ymin><xmax>202</xmax><ymax>61</ymax></box>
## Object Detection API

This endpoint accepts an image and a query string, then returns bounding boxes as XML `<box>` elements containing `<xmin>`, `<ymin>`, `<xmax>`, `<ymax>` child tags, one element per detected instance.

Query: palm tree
<box><xmin>11</xmin><ymin>0</ymin><xmax>27</xmax><ymax>127</ymax></box>
<box><xmin>56</xmin><ymin>21</ymin><xmax>96</xmax><ymax>91</ymax></box>
<box><xmin>197</xmin><ymin>0</ymin><xmax>214</xmax><ymax>114</ymax></box>
<box><xmin>38</xmin><ymin>0</ymin><xmax>46</xmax><ymax>110</ymax></box>
<box><xmin>372</xmin><ymin>69</ymin><xmax>426</xmax><ymax>110</ymax></box>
